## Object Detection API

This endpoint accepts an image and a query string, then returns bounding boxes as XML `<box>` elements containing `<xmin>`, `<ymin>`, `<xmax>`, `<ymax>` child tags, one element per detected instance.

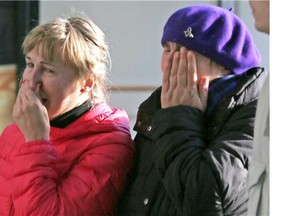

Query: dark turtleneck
<box><xmin>50</xmin><ymin>100</ymin><xmax>92</xmax><ymax>128</ymax></box>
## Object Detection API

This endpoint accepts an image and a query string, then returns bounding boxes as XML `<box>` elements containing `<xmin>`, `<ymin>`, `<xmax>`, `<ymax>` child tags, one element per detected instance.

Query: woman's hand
<box><xmin>13</xmin><ymin>80</ymin><xmax>50</xmax><ymax>142</ymax></box>
<box><xmin>161</xmin><ymin>47</ymin><xmax>209</xmax><ymax>112</ymax></box>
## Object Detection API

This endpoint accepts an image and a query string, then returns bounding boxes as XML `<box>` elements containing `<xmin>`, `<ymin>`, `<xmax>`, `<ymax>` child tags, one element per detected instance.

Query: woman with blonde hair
<box><xmin>0</xmin><ymin>16</ymin><xmax>134</xmax><ymax>216</ymax></box>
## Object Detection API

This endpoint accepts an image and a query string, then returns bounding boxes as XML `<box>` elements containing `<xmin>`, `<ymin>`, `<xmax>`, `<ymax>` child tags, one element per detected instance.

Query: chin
<box><xmin>256</xmin><ymin>24</ymin><xmax>266</xmax><ymax>33</ymax></box>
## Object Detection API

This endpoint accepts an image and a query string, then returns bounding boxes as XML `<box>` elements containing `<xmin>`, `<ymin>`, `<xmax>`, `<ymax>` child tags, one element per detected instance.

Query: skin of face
<box><xmin>160</xmin><ymin>42</ymin><xmax>230</xmax><ymax>111</ymax></box>
<box><xmin>22</xmin><ymin>47</ymin><xmax>88</xmax><ymax>120</ymax></box>
<box><xmin>161</xmin><ymin>42</ymin><xmax>228</xmax><ymax>81</ymax></box>
<box><xmin>249</xmin><ymin>0</ymin><xmax>270</xmax><ymax>33</ymax></box>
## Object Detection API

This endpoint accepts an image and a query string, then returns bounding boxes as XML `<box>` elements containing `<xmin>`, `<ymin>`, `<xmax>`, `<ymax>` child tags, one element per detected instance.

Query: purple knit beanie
<box><xmin>161</xmin><ymin>4</ymin><xmax>261</xmax><ymax>74</ymax></box>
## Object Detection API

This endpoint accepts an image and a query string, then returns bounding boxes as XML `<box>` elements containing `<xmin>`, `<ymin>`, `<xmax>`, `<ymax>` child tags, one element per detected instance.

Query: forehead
<box><xmin>162</xmin><ymin>42</ymin><xmax>211</xmax><ymax>63</ymax></box>
<box><xmin>28</xmin><ymin>45</ymin><xmax>67</xmax><ymax>65</ymax></box>
<box><xmin>26</xmin><ymin>47</ymin><xmax>66</xmax><ymax>69</ymax></box>
<box><xmin>163</xmin><ymin>42</ymin><xmax>201</xmax><ymax>54</ymax></box>
<box><xmin>163</xmin><ymin>42</ymin><xmax>181</xmax><ymax>50</ymax></box>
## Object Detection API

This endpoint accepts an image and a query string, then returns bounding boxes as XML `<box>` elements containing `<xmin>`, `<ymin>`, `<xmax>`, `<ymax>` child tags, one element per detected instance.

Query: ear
<box><xmin>80</xmin><ymin>78</ymin><xmax>94</xmax><ymax>93</ymax></box>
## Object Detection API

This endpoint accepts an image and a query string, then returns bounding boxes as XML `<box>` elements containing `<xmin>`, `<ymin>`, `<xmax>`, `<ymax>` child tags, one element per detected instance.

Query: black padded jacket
<box><xmin>118</xmin><ymin>67</ymin><xmax>267</xmax><ymax>216</ymax></box>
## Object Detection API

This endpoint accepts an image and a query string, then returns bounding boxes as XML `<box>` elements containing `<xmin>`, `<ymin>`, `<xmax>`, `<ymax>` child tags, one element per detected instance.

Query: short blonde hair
<box><xmin>22</xmin><ymin>16</ymin><xmax>109</xmax><ymax>105</ymax></box>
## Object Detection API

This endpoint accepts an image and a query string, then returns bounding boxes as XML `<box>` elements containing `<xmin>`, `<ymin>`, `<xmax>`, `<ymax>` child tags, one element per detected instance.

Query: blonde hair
<box><xmin>22</xmin><ymin>16</ymin><xmax>110</xmax><ymax>105</ymax></box>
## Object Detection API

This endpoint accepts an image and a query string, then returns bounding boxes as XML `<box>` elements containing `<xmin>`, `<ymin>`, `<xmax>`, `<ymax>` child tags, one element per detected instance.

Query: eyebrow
<box><xmin>25</xmin><ymin>56</ymin><xmax>54</xmax><ymax>67</ymax></box>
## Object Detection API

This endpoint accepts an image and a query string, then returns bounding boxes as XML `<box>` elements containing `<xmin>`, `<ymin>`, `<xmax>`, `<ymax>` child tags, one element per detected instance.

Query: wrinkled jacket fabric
<box><xmin>0</xmin><ymin>102</ymin><xmax>134</xmax><ymax>216</ymax></box>
<box><xmin>119</xmin><ymin>68</ymin><xmax>267</xmax><ymax>216</ymax></box>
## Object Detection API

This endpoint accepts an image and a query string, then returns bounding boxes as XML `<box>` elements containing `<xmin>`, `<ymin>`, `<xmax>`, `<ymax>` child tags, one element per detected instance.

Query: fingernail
<box><xmin>20</xmin><ymin>79</ymin><xmax>27</xmax><ymax>86</ymax></box>
<box><xmin>202</xmin><ymin>77</ymin><xmax>209</xmax><ymax>91</ymax></box>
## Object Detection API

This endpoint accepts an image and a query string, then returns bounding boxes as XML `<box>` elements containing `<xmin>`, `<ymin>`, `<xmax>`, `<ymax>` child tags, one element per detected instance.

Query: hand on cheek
<box><xmin>161</xmin><ymin>48</ymin><xmax>209</xmax><ymax>112</ymax></box>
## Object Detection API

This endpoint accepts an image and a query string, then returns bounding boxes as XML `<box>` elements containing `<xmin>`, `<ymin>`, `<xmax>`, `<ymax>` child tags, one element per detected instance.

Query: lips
<box><xmin>40</xmin><ymin>97</ymin><xmax>48</xmax><ymax>105</ymax></box>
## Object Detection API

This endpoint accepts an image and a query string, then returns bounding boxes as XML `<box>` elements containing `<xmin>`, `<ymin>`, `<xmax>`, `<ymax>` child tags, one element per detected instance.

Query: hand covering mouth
<box><xmin>34</xmin><ymin>84</ymin><xmax>47</xmax><ymax>105</ymax></box>
<box><xmin>37</xmin><ymin>91</ymin><xmax>48</xmax><ymax>105</ymax></box>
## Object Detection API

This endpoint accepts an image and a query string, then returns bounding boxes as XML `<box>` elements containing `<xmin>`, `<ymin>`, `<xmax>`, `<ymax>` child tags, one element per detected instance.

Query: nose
<box><xmin>29</xmin><ymin>66</ymin><xmax>42</xmax><ymax>90</ymax></box>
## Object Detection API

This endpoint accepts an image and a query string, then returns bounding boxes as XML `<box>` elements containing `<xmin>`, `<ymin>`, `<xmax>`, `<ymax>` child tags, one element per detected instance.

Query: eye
<box><xmin>176</xmin><ymin>44</ymin><xmax>182</xmax><ymax>52</ymax></box>
<box><xmin>163</xmin><ymin>47</ymin><xmax>171</xmax><ymax>53</ymax></box>
<box><xmin>26</xmin><ymin>62</ymin><xmax>34</xmax><ymax>68</ymax></box>
<box><xmin>42</xmin><ymin>67</ymin><xmax>55</xmax><ymax>74</ymax></box>
<box><xmin>162</xmin><ymin>44</ymin><xmax>171</xmax><ymax>53</ymax></box>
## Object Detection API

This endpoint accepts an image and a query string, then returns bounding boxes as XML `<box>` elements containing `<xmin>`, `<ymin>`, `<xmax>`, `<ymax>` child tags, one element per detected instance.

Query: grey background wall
<box><xmin>40</xmin><ymin>1</ymin><xmax>269</xmax><ymax>137</ymax></box>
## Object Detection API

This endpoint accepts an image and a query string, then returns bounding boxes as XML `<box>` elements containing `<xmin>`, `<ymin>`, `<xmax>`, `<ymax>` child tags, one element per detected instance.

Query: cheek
<box><xmin>45</xmin><ymin>82</ymin><xmax>80</xmax><ymax>114</ymax></box>
<box><xmin>196</xmin><ymin>70</ymin><xmax>207</xmax><ymax>79</ymax></box>
<box><xmin>194</xmin><ymin>56</ymin><xmax>210</xmax><ymax>77</ymax></box>
<box><xmin>56</xmin><ymin>82</ymin><xmax>79</xmax><ymax>97</ymax></box>
<box><xmin>44</xmin><ymin>79</ymin><xmax>74</xmax><ymax>100</ymax></box>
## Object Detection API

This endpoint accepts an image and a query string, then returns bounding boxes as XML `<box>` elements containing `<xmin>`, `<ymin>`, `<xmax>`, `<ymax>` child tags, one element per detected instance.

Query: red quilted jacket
<box><xmin>0</xmin><ymin>102</ymin><xmax>134</xmax><ymax>216</ymax></box>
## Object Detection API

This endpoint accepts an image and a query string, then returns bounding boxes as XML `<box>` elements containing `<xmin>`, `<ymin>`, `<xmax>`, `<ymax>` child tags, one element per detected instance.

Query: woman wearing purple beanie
<box><xmin>118</xmin><ymin>4</ymin><xmax>267</xmax><ymax>216</ymax></box>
